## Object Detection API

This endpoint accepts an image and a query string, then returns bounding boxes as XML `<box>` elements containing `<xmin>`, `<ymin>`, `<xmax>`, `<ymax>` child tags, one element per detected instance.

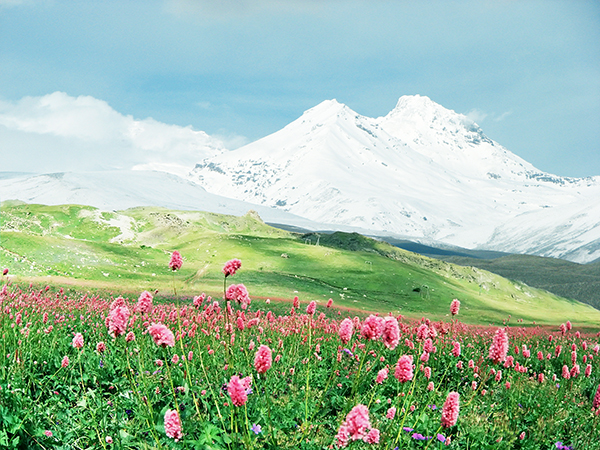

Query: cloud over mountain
<box><xmin>0</xmin><ymin>92</ymin><xmax>225</xmax><ymax>173</ymax></box>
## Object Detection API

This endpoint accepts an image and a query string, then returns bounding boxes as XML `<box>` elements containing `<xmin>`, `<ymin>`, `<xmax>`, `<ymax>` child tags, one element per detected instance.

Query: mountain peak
<box><xmin>301</xmin><ymin>99</ymin><xmax>352</xmax><ymax>120</ymax></box>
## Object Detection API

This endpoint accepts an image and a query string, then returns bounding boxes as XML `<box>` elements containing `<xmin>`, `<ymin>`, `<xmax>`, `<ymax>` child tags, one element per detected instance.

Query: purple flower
<box><xmin>411</xmin><ymin>433</ymin><xmax>432</xmax><ymax>441</ymax></box>
<box><xmin>428</xmin><ymin>404</ymin><xmax>437</xmax><ymax>410</ymax></box>
<box><xmin>251</xmin><ymin>424</ymin><xmax>262</xmax><ymax>435</ymax></box>
<box><xmin>343</xmin><ymin>348</ymin><xmax>354</xmax><ymax>357</ymax></box>
<box><xmin>437</xmin><ymin>433</ymin><xmax>446</xmax><ymax>442</ymax></box>
<box><xmin>403</xmin><ymin>427</ymin><xmax>414</xmax><ymax>432</ymax></box>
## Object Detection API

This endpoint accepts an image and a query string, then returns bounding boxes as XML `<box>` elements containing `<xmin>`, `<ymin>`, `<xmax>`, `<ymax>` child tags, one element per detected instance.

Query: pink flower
<box><xmin>382</xmin><ymin>316</ymin><xmax>400</xmax><ymax>350</ymax></box>
<box><xmin>363</xmin><ymin>428</ymin><xmax>380</xmax><ymax>444</ymax></box>
<box><xmin>339</xmin><ymin>318</ymin><xmax>354</xmax><ymax>344</ymax></box>
<box><xmin>376</xmin><ymin>367</ymin><xmax>388</xmax><ymax>384</ymax></box>
<box><xmin>424</xmin><ymin>366</ymin><xmax>431</xmax><ymax>379</ymax></box>
<box><xmin>108</xmin><ymin>305</ymin><xmax>130</xmax><ymax>337</ymax></box>
<box><xmin>193</xmin><ymin>293</ymin><xmax>205</xmax><ymax>308</ymax></box>
<box><xmin>72</xmin><ymin>332</ymin><xmax>84</xmax><ymax>349</ymax></box>
<box><xmin>451</xmin><ymin>341</ymin><xmax>461</xmax><ymax>357</ymax></box>
<box><xmin>334</xmin><ymin>423</ymin><xmax>350</xmax><ymax>448</ymax></box>
<box><xmin>164</xmin><ymin>409</ymin><xmax>183</xmax><ymax>441</ymax></box>
<box><xmin>441</xmin><ymin>391</ymin><xmax>460</xmax><ymax>428</ymax></box>
<box><xmin>2</xmin><ymin>268</ymin><xmax>8</xmax><ymax>276</ymax></box>
<box><xmin>227</xmin><ymin>375</ymin><xmax>248</xmax><ymax>406</ymax></box>
<box><xmin>306</xmin><ymin>301</ymin><xmax>317</xmax><ymax>315</ymax></box>
<box><xmin>450</xmin><ymin>299</ymin><xmax>460</xmax><ymax>316</ymax></box>
<box><xmin>562</xmin><ymin>365</ymin><xmax>571</xmax><ymax>379</ymax></box>
<box><xmin>136</xmin><ymin>291</ymin><xmax>153</xmax><ymax>313</ymax></box>
<box><xmin>361</xmin><ymin>315</ymin><xmax>384</xmax><ymax>340</ymax></box>
<box><xmin>254</xmin><ymin>345</ymin><xmax>272</xmax><ymax>374</ymax></box>
<box><xmin>148</xmin><ymin>323</ymin><xmax>175</xmax><ymax>347</ymax></box>
<box><xmin>394</xmin><ymin>355</ymin><xmax>413</xmax><ymax>383</ymax></box>
<box><xmin>345</xmin><ymin>404</ymin><xmax>371</xmax><ymax>441</ymax></box>
<box><xmin>585</xmin><ymin>364</ymin><xmax>592</xmax><ymax>377</ymax></box>
<box><xmin>326</xmin><ymin>298</ymin><xmax>333</xmax><ymax>308</ymax></box>
<box><xmin>172</xmin><ymin>354</ymin><xmax>179</xmax><ymax>364</ymax></box>
<box><xmin>61</xmin><ymin>356</ymin><xmax>69</xmax><ymax>368</ymax></box>
<box><xmin>96</xmin><ymin>342</ymin><xmax>106</xmax><ymax>353</ymax></box>
<box><xmin>226</xmin><ymin>284</ymin><xmax>251</xmax><ymax>309</ymax></box>
<box><xmin>222</xmin><ymin>258</ymin><xmax>241</xmax><ymax>277</ymax></box>
<box><xmin>386</xmin><ymin>406</ymin><xmax>396</xmax><ymax>419</ymax></box>
<box><xmin>169</xmin><ymin>251</ymin><xmax>183</xmax><ymax>271</ymax></box>
<box><xmin>44</xmin><ymin>430</ymin><xmax>52</xmax><ymax>437</ymax></box>
<box><xmin>593</xmin><ymin>384</ymin><xmax>600</xmax><ymax>410</ymax></box>
<box><xmin>488</xmin><ymin>328</ymin><xmax>509</xmax><ymax>364</ymax></box>
<box><xmin>427</xmin><ymin>381</ymin><xmax>434</xmax><ymax>391</ymax></box>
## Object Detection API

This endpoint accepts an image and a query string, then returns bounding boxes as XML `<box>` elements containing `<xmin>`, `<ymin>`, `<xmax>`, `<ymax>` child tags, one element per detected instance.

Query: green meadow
<box><xmin>1</xmin><ymin>202</ymin><xmax>599</xmax><ymax>326</ymax></box>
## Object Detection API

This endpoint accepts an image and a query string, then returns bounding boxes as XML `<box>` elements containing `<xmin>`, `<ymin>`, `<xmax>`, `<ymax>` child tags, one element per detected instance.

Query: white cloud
<box><xmin>466</xmin><ymin>108</ymin><xmax>488</xmax><ymax>124</ymax></box>
<box><xmin>0</xmin><ymin>92</ymin><xmax>227</xmax><ymax>173</ymax></box>
<box><xmin>493</xmin><ymin>110</ymin><xmax>513</xmax><ymax>122</ymax></box>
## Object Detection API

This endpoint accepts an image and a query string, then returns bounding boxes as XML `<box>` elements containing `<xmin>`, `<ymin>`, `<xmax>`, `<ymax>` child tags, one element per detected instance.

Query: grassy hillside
<box><xmin>1</xmin><ymin>202</ymin><xmax>599</xmax><ymax>326</ymax></box>
<box><xmin>439</xmin><ymin>254</ymin><xmax>600</xmax><ymax>310</ymax></box>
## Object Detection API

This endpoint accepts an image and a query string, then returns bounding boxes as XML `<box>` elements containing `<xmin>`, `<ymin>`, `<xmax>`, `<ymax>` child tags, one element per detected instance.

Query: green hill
<box><xmin>438</xmin><ymin>254</ymin><xmax>600</xmax><ymax>311</ymax></box>
<box><xmin>1</xmin><ymin>202</ymin><xmax>599</xmax><ymax>327</ymax></box>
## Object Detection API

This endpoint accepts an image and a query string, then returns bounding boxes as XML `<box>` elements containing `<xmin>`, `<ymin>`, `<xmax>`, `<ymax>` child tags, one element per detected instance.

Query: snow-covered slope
<box><xmin>0</xmin><ymin>170</ymin><xmax>339</xmax><ymax>231</ymax></box>
<box><xmin>189</xmin><ymin>95</ymin><xmax>600</xmax><ymax>262</ymax></box>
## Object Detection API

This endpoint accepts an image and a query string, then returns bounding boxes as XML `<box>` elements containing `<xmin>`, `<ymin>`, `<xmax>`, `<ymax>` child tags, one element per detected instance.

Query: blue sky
<box><xmin>1</xmin><ymin>0</ymin><xmax>599</xmax><ymax>177</ymax></box>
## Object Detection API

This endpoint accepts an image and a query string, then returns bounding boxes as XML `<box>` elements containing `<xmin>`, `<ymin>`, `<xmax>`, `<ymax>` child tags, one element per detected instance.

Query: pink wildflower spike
<box><xmin>361</xmin><ymin>315</ymin><xmax>384</xmax><ymax>340</ymax></box>
<box><xmin>363</xmin><ymin>428</ymin><xmax>380</xmax><ymax>444</ymax></box>
<box><xmin>2</xmin><ymin>268</ymin><xmax>7</xmax><ymax>276</ymax></box>
<box><xmin>339</xmin><ymin>318</ymin><xmax>354</xmax><ymax>344</ymax></box>
<box><xmin>148</xmin><ymin>323</ymin><xmax>175</xmax><ymax>347</ymax></box>
<box><xmin>254</xmin><ymin>345</ymin><xmax>273</xmax><ymax>374</ymax></box>
<box><xmin>593</xmin><ymin>384</ymin><xmax>600</xmax><ymax>410</ymax></box>
<box><xmin>306</xmin><ymin>301</ymin><xmax>317</xmax><ymax>315</ymax></box>
<box><xmin>386</xmin><ymin>406</ymin><xmax>396</xmax><ymax>419</ymax></box>
<box><xmin>394</xmin><ymin>355</ymin><xmax>413</xmax><ymax>383</ymax></box>
<box><xmin>72</xmin><ymin>333</ymin><xmax>84</xmax><ymax>349</ymax></box>
<box><xmin>488</xmin><ymin>328</ymin><xmax>509</xmax><ymax>364</ymax></box>
<box><xmin>108</xmin><ymin>305</ymin><xmax>130</xmax><ymax>338</ymax></box>
<box><xmin>451</xmin><ymin>341</ymin><xmax>461</xmax><ymax>357</ymax></box>
<box><xmin>382</xmin><ymin>316</ymin><xmax>400</xmax><ymax>350</ymax></box>
<box><xmin>344</xmin><ymin>404</ymin><xmax>371</xmax><ymax>441</ymax></box>
<box><xmin>226</xmin><ymin>284</ymin><xmax>251</xmax><ymax>309</ymax></box>
<box><xmin>61</xmin><ymin>356</ymin><xmax>69</xmax><ymax>368</ymax></box>
<box><xmin>96</xmin><ymin>342</ymin><xmax>106</xmax><ymax>353</ymax></box>
<box><xmin>326</xmin><ymin>298</ymin><xmax>333</xmax><ymax>308</ymax></box>
<box><xmin>136</xmin><ymin>291</ymin><xmax>153</xmax><ymax>313</ymax></box>
<box><xmin>222</xmin><ymin>259</ymin><xmax>241</xmax><ymax>277</ymax></box>
<box><xmin>169</xmin><ymin>251</ymin><xmax>183</xmax><ymax>271</ymax></box>
<box><xmin>126</xmin><ymin>331</ymin><xmax>135</xmax><ymax>342</ymax></box>
<box><xmin>164</xmin><ymin>409</ymin><xmax>183</xmax><ymax>441</ymax></box>
<box><xmin>193</xmin><ymin>293</ymin><xmax>205</xmax><ymax>308</ymax></box>
<box><xmin>335</xmin><ymin>423</ymin><xmax>350</xmax><ymax>448</ymax></box>
<box><xmin>376</xmin><ymin>367</ymin><xmax>388</xmax><ymax>384</ymax></box>
<box><xmin>227</xmin><ymin>375</ymin><xmax>248</xmax><ymax>406</ymax></box>
<box><xmin>450</xmin><ymin>299</ymin><xmax>460</xmax><ymax>316</ymax></box>
<box><xmin>441</xmin><ymin>391</ymin><xmax>460</xmax><ymax>428</ymax></box>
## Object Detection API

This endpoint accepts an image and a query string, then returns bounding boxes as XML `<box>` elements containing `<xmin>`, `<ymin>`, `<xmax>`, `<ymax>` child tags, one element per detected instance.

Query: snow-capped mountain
<box><xmin>190</xmin><ymin>95</ymin><xmax>600</xmax><ymax>263</ymax></box>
